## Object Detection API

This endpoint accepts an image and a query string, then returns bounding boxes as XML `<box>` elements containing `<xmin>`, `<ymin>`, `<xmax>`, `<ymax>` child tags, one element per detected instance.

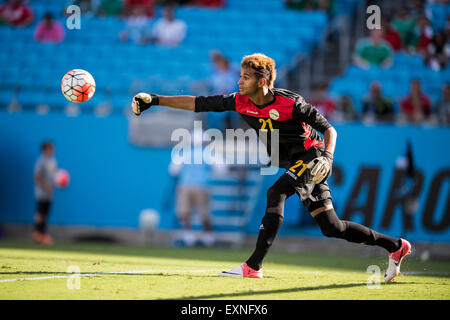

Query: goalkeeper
<box><xmin>131</xmin><ymin>53</ymin><xmax>411</xmax><ymax>282</ymax></box>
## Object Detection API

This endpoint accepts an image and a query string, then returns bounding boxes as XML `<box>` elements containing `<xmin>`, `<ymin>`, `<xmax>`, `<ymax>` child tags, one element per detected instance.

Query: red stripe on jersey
<box><xmin>235</xmin><ymin>93</ymin><xmax>295</xmax><ymax>121</ymax></box>
<box><xmin>302</xmin><ymin>122</ymin><xmax>324</xmax><ymax>150</ymax></box>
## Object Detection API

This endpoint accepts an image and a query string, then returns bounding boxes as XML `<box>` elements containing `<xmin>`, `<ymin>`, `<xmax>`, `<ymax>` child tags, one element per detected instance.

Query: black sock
<box><xmin>246</xmin><ymin>211</ymin><xmax>284</xmax><ymax>270</ymax></box>
<box><xmin>34</xmin><ymin>221</ymin><xmax>47</xmax><ymax>234</ymax></box>
<box><xmin>314</xmin><ymin>209</ymin><xmax>401</xmax><ymax>253</ymax></box>
<box><xmin>246</xmin><ymin>179</ymin><xmax>295</xmax><ymax>270</ymax></box>
<box><xmin>342</xmin><ymin>221</ymin><xmax>401</xmax><ymax>252</ymax></box>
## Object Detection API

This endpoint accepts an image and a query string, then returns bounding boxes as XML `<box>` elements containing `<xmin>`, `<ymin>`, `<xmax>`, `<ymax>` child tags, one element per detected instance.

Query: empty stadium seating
<box><xmin>0</xmin><ymin>1</ymin><xmax>329</xmax><ymax>109</ymax></box>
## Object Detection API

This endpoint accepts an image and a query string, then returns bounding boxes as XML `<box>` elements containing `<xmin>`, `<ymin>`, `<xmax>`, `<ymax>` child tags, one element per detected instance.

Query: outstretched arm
<box><xmin>132</xmin><ymin>92</ymin><xmax>237</xmax><ymax>115</ymax></box>
<box><xmin>157</xmin><ymin>95</ymin><xmax>195</xmax><ymax>111</ymax></box>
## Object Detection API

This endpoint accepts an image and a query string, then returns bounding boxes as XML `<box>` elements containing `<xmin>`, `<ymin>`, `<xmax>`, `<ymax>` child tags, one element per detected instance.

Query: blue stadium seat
<box><xmin>425</xmin><ymin>3</ymin><xmax>449</xmax><ymax>31</ymax></box>
<box><xmin>0</xmin><ymin>90</ymin><xmax>14</xmax><ymax>105</ymax></box>
<box><xmin>1</xmin><ymin>1</ymin><xmax>332</xmax><ymax>107</ymax></box>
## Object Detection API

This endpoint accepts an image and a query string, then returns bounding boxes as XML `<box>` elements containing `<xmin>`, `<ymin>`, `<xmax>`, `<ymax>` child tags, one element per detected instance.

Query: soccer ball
<box><xmin>139</xmin><ymin>209</ymin><xmax>160</xmax><ymax>232</ymax></box>
<box><xmin>61</xmin><ymin>69</ymin><xmax>96</xmax><ymax>103</ymax></box>
<box><xmin>54</xmin><ymin>169</ymin><xmax>70</xmax><ymax>188</ymax></box>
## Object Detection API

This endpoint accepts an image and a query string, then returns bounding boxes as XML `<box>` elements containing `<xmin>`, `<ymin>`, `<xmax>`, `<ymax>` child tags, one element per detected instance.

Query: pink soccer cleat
<box><xmin>32</xmin><ymin>231</ymin><xmax>43</xmax><ymax>244</ymax></box>
<box><xmin>384</xmin><ymin>238</ymin><xmax>412</xmax><ymax>282</ymax></box>
<box><xmin>219</xmin><ymin>263</ymin><xmax>263</xmax><ymax>279</ymax></box>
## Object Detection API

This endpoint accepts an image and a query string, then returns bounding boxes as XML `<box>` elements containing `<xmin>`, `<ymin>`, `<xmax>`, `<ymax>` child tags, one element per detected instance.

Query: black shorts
<box><xmin>36</xmin><ymin>200</ymin><xmax>52</xmax><ymax>216</ymax></box>
<box><xmin>280</xmin><ymin>147</ymin><xmax>332</xmax><ymax>212</ymax></box>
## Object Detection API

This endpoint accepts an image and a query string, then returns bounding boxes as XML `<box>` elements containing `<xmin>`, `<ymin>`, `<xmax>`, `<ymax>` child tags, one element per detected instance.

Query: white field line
<box><xmin>0</xmin><ymin>269</ymin><xmax>217</xmax><ymax>283</ymax></box>
<box><xmin>0</xmin><ymin>269</ymin><xmax>325</xmax><ymax>283</ymax></box>
<box><xmin>1</xmin><ymin>269</ymin><xmax>447</xmax><ymax>283</ymax></box>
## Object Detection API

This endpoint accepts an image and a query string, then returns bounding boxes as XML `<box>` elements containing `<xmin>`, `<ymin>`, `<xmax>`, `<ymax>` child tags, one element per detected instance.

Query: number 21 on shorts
<box><xmin>289</xmin><ymin>159</ymin><xmax>308</xmax><ymax>177</ymax></box>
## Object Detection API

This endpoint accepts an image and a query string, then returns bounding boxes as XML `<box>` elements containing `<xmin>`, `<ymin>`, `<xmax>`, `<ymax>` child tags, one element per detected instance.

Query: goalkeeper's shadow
<box><xmin>171</xmin><ymin>282</ymin><xmax>412</xmax><ymax>300</ymax></box>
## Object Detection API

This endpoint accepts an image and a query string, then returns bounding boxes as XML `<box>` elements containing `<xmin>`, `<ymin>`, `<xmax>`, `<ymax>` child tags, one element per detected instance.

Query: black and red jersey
<box><xmin>195</xmin><ymin>88</ymin><xmax>332</xmax><ymax>168</ymax></box>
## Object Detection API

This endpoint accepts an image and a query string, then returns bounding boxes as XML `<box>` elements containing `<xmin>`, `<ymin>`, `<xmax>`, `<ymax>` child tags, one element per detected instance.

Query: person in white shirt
<box><xmin>152</xmin><ymin>6</ymin><xmax>187</xmax><ymax>47</ymax></box>
<box><xmin>33</xmin><ymin>141</ymin><xmax>58</xmax><ymax>245</ymax></box>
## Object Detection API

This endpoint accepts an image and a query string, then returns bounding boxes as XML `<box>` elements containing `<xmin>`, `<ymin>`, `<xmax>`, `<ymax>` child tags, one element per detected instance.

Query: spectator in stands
<box><xmin>208</xmin><ymin>51</ymin><xmax>239</xmax><ymax>95</ymax></box>
<box><xmin>415</xmin><ymin>16</ymin><xmax>433</xmax><ymax>57</ymax></box>
<box><xmin>33</xmin><ymin>13</ymin><xmax>65</xmax><ymax>44</ymax></box>
<box><xmin>400</xmin><ymin>79</ymin><xmax>432</xmax><ymax>123</ymax></box>
<box><xmin>169</xmin><ymin>130</ymin><xmax>215</xmax><ymax>247</ymax></box>
<box><xmin>334</xmin><ymin>95</ymin><xmax>357</xmax><ymax>122</ymax></box>
<box><xmin>362</xmin><ymin>81</ymin><xmax>395</xmax><ymax>122</ymax></box>
<box><xmin>425</xmin><ymin>31</ymin><xmax>450</xmax><ymax>71</ymax></box>
<box><xmin>0</xmin><ymin>0</ymin><xmax>33</xmax><ymax>27</ymax></box>
<box><xmin>382</xmin><ymin>17</ymin><xmax>403</xmax><ymax>52</ymax></box>
<box><xmin>308</xmin><ymin>83</ymin><xmax>336</xmax><ymax>120</ymax></box>
<box><xmin>434</xmin><ymin>83</ymin><xmax>450</xmax><ymax>125</ymax></box>
<box><xmin>123</xmin><ymin>0</ymin><xmax>155</xmax><ymax>18</ymax></box>
<box><xmin>206</xmin><ymin>50</ymin><xmax>240</xmax><ymax>130</ymax></box>
<box><xmin>152</xmin><ymin>5</ymin><xmax>187</xmax><ymax>47</ymax></box>
<box><xmin>392</xmin><ymin>6</ymin><xmax>417</xmax><ymax>50</ymax></box>
<box><xmin>119</xmin><ymin>5</ymin><xmax>153</xmax><ymax>45</ymax></box>
<box><xmin>353</xmin><ymin>29</ymin><xmax>394</xmax><ymax>69</ymax></box>
<box><xmin>97</xmin><ymin>0</ymin><xmax>124</xmax><ymax>16</ymax></box>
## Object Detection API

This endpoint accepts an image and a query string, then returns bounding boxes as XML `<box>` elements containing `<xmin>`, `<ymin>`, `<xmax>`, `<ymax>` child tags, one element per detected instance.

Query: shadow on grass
<box><xmin>0</xmin><ymin>240</ymin><xmax>448</xmax><ymax>276</ymax></box>
<box><xmin>171</xmin><ymin>282</ymin><xmax>412</xmax><ymax>300</ymax></box>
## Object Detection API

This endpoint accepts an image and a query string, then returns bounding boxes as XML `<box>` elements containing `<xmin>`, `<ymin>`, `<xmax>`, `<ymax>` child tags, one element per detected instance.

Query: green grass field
<box><xmin>0</xmin><ymin>240</ymin><xmax>449</xmax><ymax>300</ymax></box>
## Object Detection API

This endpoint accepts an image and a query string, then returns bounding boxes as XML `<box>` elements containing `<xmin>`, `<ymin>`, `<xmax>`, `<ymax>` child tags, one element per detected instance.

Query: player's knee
<box><xmin>319</xmin><ymin>218</ymin><xmax>346</xmax><ymax>238</ymax></box>
<box><xmin>34</xmin><ymin>213</ymin><xmax>43</xmax><ymax>223</ymax></box>
<box><xmin>266</xmin><ymin>185</ymin><xmax>287</xmax><ymax>212</ymax></box>
<box><xmin>266</xmin><ymin>185</ymin><xmax>279</xmax><ymax>202</ymax></box>
<box><xmin>265</xmin><ymin>209</ymin><xmax>284</xmax><ymax>223</ymax></box>
<box><xmin>262</xmin><ymin>207</ymin><xmax>284</xmax><ymax>232</ymax></box>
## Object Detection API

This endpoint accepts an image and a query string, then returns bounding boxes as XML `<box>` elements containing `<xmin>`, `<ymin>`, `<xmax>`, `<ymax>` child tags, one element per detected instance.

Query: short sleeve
<box><xmin>195</xmin><ymin>93</ymin><xmax>237</xmax><ymax>112</ymax></box>
<box><xmin>34</xmin><ymin>159</ymin><xmax>44</xmax><ymax>177</ymax></box>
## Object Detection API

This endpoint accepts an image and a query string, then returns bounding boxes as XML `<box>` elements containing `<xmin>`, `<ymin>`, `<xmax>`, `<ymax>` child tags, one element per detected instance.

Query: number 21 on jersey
<box><xmin>259</xmin><ymin>118</ymin><xmax>274</xmax><ymax>131</ymax></box>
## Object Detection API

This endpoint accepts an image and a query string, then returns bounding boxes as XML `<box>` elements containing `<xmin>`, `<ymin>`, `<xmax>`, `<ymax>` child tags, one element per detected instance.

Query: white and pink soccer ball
<box><xmin>61</xmin><ymin>69</ymin><xmax>96</xmax><ymax>103</ymax></box>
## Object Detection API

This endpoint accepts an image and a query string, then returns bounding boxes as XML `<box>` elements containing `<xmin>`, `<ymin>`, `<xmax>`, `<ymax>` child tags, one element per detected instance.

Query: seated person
<box><xmin>400</xmin><ymin>79</ymin><xmax>432</xmax><ymax>123</ymax></box>
<box><xmin>34</xmin><ymin>12</ymin><xmax>65</xmax><ymax>44</ymax></box>
<box><xmin>0</xmin><ymin>0</ymin><xmax>33</xmax><ymax>27</ymax></box>
<box><xmin>353</xmin><ymin>29</ymin><xmax>394</xmax><ymax>69</ymax></box>
<box><xmin>362</xmin><ymin>81</ymin><xmax>395</xmax><ymax>122</ymax></box>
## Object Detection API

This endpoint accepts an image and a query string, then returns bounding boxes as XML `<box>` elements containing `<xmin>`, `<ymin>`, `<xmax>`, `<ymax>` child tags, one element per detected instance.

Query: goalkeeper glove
<box><xmin>307</xmin><ymin>151</ymin><xmax>333</xmax><ymax>184</ymax></box>
<box><xmin>131</xmin><ymin>93</ymin><xmax>159</xmax><ymax>116</ymax></box>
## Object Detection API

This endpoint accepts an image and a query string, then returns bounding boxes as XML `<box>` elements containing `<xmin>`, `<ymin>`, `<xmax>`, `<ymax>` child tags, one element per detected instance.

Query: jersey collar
<box><xmin>252</xmin><ymin>89</ymin><xmax>276</xmax><ymax>109</ymax></box>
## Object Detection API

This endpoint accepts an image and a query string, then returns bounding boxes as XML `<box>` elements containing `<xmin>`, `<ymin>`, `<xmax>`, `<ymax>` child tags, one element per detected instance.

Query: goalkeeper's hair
<box><xmin>241</xmin><ymin>53</ymin><xmax>277</xmax><ymax>89</ymax></box>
